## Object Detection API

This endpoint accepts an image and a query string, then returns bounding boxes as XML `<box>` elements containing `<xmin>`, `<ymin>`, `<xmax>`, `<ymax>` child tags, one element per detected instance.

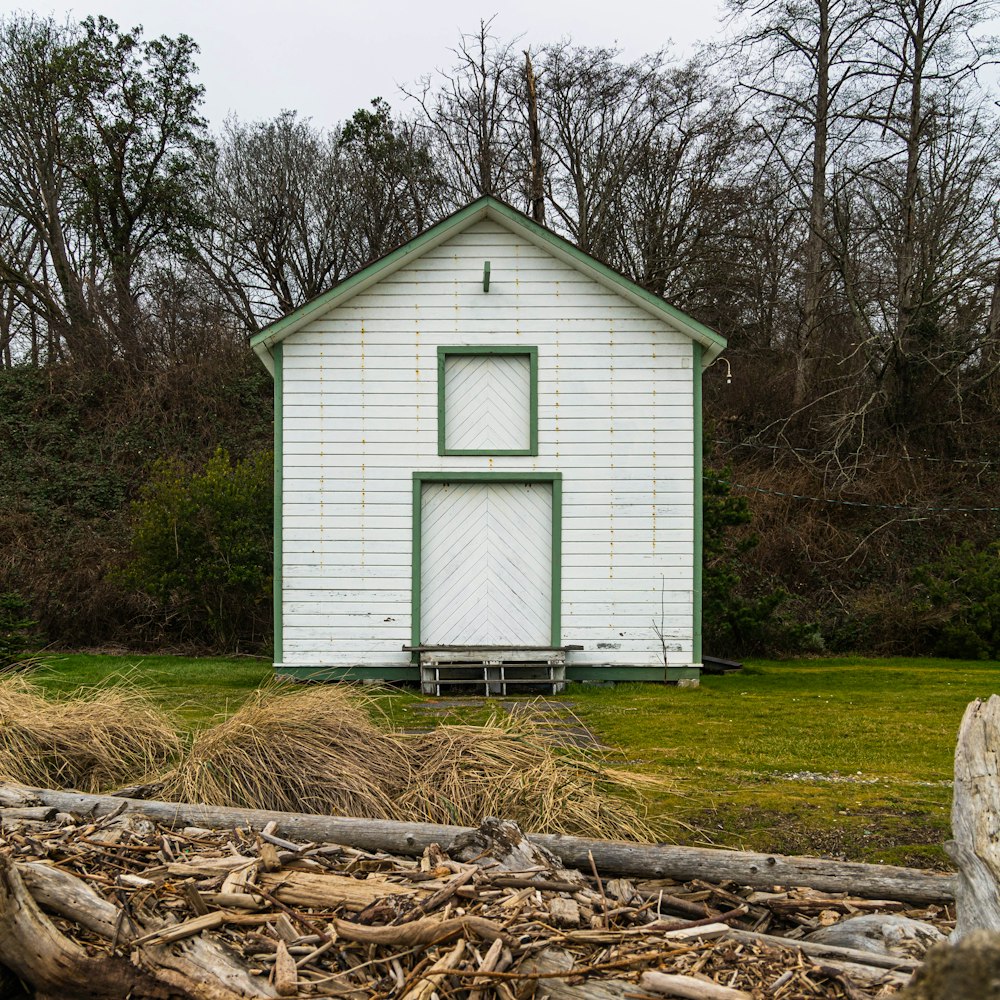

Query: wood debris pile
<box><xmin>0</xmin><ymin>800</ymin><xmax>952</xmax><ymax>1000</ymax></box>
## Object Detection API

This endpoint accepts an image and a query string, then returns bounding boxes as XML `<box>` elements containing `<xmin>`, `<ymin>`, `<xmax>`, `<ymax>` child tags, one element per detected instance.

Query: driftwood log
<box><xmin>947</xmin><ymin>694</ymin><xmax>1000</xmax><ymax>939</ymax></box>
<box><xmin>0</xmin><ymin>854</ymin><xmax>276</xmax><ymax>999</ymax></box>
<box><xmin>5</xmin><ymin>784</ymin><xmax>955</xmax><ymax>904</ymax></box>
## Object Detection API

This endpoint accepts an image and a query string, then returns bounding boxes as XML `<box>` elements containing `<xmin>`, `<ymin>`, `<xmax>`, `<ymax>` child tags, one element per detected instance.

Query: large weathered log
<box><xmin>0</xmin><ymin>855</ymin><xmax>166</xmax><ymax>999</ymax></box>
<box><xmin>947</xmin><ymin>695</ymin><xmax>1000</xmax><ymax>939</ymax></box>
<box><xmin>14</xmin><ymin>859</ymin><xmax>275</xmax><ymax>998</ymax></box>
<box><xmin>6</xmin><ymin>784</ymin><xmax>955</xmax><ymax>903</ymax></box>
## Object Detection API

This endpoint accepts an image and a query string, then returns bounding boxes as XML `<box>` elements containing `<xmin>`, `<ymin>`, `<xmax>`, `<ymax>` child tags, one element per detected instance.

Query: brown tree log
<box><xmin>6</xmin><ymin>784</ymin><xmax>955</xmax><ymax>904</ymax></box>
<box><xmin>0</xmin><ymin>855</ymin><xmax>167</xmax><ymax>999</ymax></box>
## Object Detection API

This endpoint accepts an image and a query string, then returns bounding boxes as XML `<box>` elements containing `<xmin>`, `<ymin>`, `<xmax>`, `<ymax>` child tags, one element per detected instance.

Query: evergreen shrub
<box><xmin>123</xmin><ymin>448</ymin><xmax>272</xmax><ymax>650</ymax></box>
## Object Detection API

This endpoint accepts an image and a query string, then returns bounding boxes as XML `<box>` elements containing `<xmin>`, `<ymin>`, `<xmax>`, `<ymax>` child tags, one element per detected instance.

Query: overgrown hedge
<box><xmin>0</xmin><ymin>359</ymin><xmax>272</xmax><ymax>652</ymax></box>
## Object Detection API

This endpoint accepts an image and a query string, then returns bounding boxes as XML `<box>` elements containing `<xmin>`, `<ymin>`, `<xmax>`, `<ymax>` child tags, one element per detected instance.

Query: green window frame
<box><xmin>437</xmin><ymin>345</ymin><xmax>539</xmax><ymax>456</ymax></box>
<box><xmin>411</xmin><ymin>471</ymin><xmax>562</xmax><ymax>648</ymax></box>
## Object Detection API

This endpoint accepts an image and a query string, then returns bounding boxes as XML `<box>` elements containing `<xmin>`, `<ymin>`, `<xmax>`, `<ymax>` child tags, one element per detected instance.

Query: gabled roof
<box><xmin>251</xmin><ymin>196</ymin><xmax>726</xmax><ymax>373</ymax></box>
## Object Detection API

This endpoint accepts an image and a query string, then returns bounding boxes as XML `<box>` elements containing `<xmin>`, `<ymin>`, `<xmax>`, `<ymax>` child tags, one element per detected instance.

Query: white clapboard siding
<box><xmin>420</xmin><ymin>482</ymin><xmax>552</xmax><ymax>645</ymax></box>
<box><xmin>278</xmin><ymin>216</ymin><xmax>699</xmax><ymax>669</ymax></box>
<box><xmin>443</xmin><ymin>353</ymin><xmax>531</xmax><ymax>451</ymax></box>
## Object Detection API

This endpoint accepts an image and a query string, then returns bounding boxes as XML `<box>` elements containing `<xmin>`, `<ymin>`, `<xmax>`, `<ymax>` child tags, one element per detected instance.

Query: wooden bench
<box><xmin>403</xmin><ymin>646</ymin><xmax>582</xmax><ymax>696</ymax></box>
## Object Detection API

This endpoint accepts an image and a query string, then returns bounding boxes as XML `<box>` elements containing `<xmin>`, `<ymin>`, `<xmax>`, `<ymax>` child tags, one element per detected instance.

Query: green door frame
<box><xmin>411</xmin><ymin>471</ymin><xmax>563</xmax><ymax>648</ymax></box>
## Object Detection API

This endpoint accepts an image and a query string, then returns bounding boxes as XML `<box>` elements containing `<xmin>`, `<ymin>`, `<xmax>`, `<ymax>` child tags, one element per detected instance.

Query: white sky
<box><xmin>0</xmin><ymin>0</ymin><xmax>729</xmax><ymax>128</ymax></box>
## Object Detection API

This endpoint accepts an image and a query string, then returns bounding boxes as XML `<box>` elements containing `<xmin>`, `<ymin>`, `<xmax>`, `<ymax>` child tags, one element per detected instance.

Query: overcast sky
<box><xmin>0</xmin><ymin>0</ymin><xmax>728</xmax><ymax>128</ymax></box>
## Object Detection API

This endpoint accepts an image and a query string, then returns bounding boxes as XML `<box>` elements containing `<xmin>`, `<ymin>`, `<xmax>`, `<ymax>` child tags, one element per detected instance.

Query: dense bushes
<box><xmin>1</xmin><ymin>359</ymin><xmax>997</xmax><ymax>660</ymax></box>
<box><xmin>0</xmin><ymin>360</ymin><xmax>272</xmax><ymax>651</ymax></box>
<box><xmin>915</xmin><ymin>542</ymin><xmax>1000</xmax><ymax>660</ymax></box>
<box><xmin>702</xmin><ymin>468</ymin><xmax>818</xmax><ymax>658</ymax></box>
<box><xmin>0</xmin><ymin>593</ymin><xmax>36</xmax><ymax>669</ymax></box>
<box><xmin>123</xmin><ymin>449</ymin><xmax>273</xmax><ymax>650</ymax></box>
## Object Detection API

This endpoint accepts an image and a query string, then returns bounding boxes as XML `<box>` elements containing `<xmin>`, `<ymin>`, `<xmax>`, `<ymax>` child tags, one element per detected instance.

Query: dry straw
<box><xmin>167</xmin><ymin>684</ymin><xmax>660</xmax><ymax>842</ymax></box>
<box><xmin>0</xmin><ymin>676</ymin><xmax>180</xmax><ymax>793</ymax></box>
<box><xmin>393</xmin><ymin>712</ymin><xmax>659</xmax><ymax>842</ymax></box>
<box><xmin>164</xmin><ymin>683</ymin><xmax>414</xmax><ymax>819</ymax></box>
<box><xmin>0</xmin><ymin>676</ymin><xmax>665</xmax><ymax>843</ymax></box>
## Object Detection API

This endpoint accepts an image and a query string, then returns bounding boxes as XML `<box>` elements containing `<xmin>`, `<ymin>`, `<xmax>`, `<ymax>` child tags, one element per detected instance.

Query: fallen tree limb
<box><xmin>330</xmin><ymin>913</ymin><xmax>511</xmax><ymax>946</ymax></box>
<box><xmin>5</xmin><ymin>783</ymin><xmax>955</xmax><ymax>903</ymax></box>
<box><xmin>724</xmin><ymin>927</ymin><xmax>920</xmax><ymax>973</ymax></box>
<box><xmin>639</xmin><ymin>970</ymin><xmax>752</xmax><ymax>1000</ymax></box>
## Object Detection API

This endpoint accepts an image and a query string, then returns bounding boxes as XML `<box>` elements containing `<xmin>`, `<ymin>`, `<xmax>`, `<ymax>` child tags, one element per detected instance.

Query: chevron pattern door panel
<box><xmin>444</xmin><ymin>354</ymin><xmax>531</xmax><ymax>451</ymax></box>
<box><xmin>421</xmin><ymin>482</ymin><xmax>552</xmax><ymax>645</ymax></box>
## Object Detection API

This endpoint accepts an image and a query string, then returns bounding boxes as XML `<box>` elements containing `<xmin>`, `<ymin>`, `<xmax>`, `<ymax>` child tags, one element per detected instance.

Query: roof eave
<box><xmin>249</xmin><ymin>200</ymin><xmax>494</xmax><ymax>358</ymax></box>
<box><xmin>479</xmin><ymin>201</ymin><xmax>727</xmax><ymax>363</ymax></box>
<box><xmin>250</xmin><ymin>196</ymin><xmax>727</xmax><ymax>367</ymax></box>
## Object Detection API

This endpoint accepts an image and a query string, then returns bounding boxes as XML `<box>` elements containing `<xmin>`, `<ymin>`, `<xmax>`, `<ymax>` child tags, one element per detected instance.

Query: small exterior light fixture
<box><xmin>713</xmin><ymin>357</ymin><xmax>733</xmax><ymax>384</ymax></box>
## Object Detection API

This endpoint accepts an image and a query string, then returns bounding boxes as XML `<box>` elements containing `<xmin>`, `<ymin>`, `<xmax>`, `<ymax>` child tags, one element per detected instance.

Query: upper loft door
<box><xmin>420</xmin><ymin>480</ymin><xmax>552</xmax><ymax>646</ymax></box>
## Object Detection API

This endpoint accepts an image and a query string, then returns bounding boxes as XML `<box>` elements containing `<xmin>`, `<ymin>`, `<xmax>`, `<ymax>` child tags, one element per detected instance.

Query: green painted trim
<box><xmin>415</xmin><ymin>471</ymin><xmax>560</xmax><ymax>483</ymax></box>
<box><xmin>436</xmin><ymin>346</ymin><xmax>539</xmax><ymax>456</ymax></box>
<box><xmin>692</xmin><ymin>341</ymin><xmax>703</xmax><ymax>668</ymax></box>
<box><xmin>276</xmin><ymin>665</ymin><xmax>420</xmax><ymax>683</ymax></box>
<box><xmin>411</xmin><ymin>471</ymin><xmax>562</xmax><ymax>647</ymax></box>
<box><xmin>250</xmin><ymin>200</ymin><xmax>491</xmax><ymax>348</ymax></box>
<box><xmin>566</xmin><ymin>665</ymin><xmax>701</xmax><ymax>682</ymax></box>
<box><xmin>551</xmin><ymin>475</ymin><xmax>562</xmax><ymax>645</ymax></box>
<box><xmin>436</xmin><ymin>350</ymin><xmax>447</xmax><ymax>456</ymax></box>
<box><xmin>481</xmin><ymin>198</ymin><xmax>726</xmax><ymax>352</ymax></box>
<box><xmin>483</xmin><ymin>260</ymin><xmax>490</xmax><ymax>292</ymax></box>
<box><xmin>250</xmin><ymin>197</ymin><xmax>725</xmax><ymax>357</ymax></box>
<box><xmin>272</xmin><ymin>344</ymin><xmax>283</xmax><ymax>664</ymax></box>
<box><xmin>410</xmin><ymin>474</ymin><xmax>422</xmax><ymax>649</ymax></box>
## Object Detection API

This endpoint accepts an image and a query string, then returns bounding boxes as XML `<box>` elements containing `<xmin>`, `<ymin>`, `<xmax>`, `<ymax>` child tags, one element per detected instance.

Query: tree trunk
<box><xmin>795</xmin><ymin>0</ymin><xmax>831</xmax><ymax>411</ymax></box>
<box><xmin>524</xmin><ymin>50</ymin><xmax>545</xmax><ymax>224</ymax></box>
<box><xmin>947</xmin><ymin>695</ymin><xmax>1000</xmax><ymax>940</ymax></box>
<box><xmin>4</xmin><ymin>784</ymin><xmax>955</xmax><ymax>904</ymax></box>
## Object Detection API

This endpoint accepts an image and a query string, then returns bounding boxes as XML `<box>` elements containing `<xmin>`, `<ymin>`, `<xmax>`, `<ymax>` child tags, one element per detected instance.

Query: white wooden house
<box><xmin>251</xmin><ymin>197</ymin><xmax>726</xmax><ymax>691</ymax></box>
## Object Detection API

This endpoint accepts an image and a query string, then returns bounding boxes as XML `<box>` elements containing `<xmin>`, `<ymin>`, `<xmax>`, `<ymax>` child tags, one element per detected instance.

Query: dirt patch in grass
<box><xmin>691</xmin><ymin>802</ymin><xmax>952</xmax><ymax>870</ymax></box>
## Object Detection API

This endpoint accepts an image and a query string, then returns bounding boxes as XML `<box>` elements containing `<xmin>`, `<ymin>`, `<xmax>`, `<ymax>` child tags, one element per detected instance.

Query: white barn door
<box><xmin>421</xmin><ymin>482</ymin><xmax>552</xmax><ymax>646</ymax></box>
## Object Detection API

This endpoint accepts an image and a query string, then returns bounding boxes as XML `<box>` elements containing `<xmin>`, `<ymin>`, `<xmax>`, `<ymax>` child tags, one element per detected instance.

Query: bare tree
<box><xmin>537</xmin><ymin>43</ymin><xmax>673</xmax><ymax>260</ymax></box>
<box><xmin>857</xmin><ymin>0</ymin><xmax>1000</xmax><ymax>436</ymax></box>
<box><xmin>405</xmin><ymin>19</ymin><xmax>523</xmax><ymax>202</ymax></box>
<box><xmin>195</xmin><ymin>112</ymin><xmax>355</xmax><ymax>331</ymax></box>
<box><xmin>727</xmin><ymin>0</ymin><xmax>876</xmax><ymax>410</ymax></box>
<box><xmin>609</xmin><ymin>63</ymin><xmax>747</xmax><ymax>305</ymax></box>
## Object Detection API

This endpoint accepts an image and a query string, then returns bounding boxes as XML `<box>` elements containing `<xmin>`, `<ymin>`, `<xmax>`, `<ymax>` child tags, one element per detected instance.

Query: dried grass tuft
<box><xmin>394</xmin><ymin>712</ymin><xmax>661</xmax><ymax>842</ymax></box>
<box><xmin>165</xmin><ymin>685</ymin><xmax>661</xmax><ymax>842</ymax></box>
<box><xmin>0</xmin><ymin>677</ymin><xmax>181</xmax><ymax>793</ymax></box>
<box><xmin>163</xmin><ymin>683</ymin><xmax>413</xmax><ymax>819</ymax></box>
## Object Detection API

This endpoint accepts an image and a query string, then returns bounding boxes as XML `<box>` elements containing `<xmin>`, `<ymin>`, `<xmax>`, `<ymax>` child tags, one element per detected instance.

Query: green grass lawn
<box><xmin>31</xmin><ymin>653</ymin><xmax>274</xmax><ymax>726</ymax></box>
<box><xmin>562</xmin><ymin>658</ymin><xmax>999</xmax><ymax>866</ymax></box>
<box><xmin>27</xmin><ymin>653</ymin><xmax>1000</xmax><ymax>866</ymax></box>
